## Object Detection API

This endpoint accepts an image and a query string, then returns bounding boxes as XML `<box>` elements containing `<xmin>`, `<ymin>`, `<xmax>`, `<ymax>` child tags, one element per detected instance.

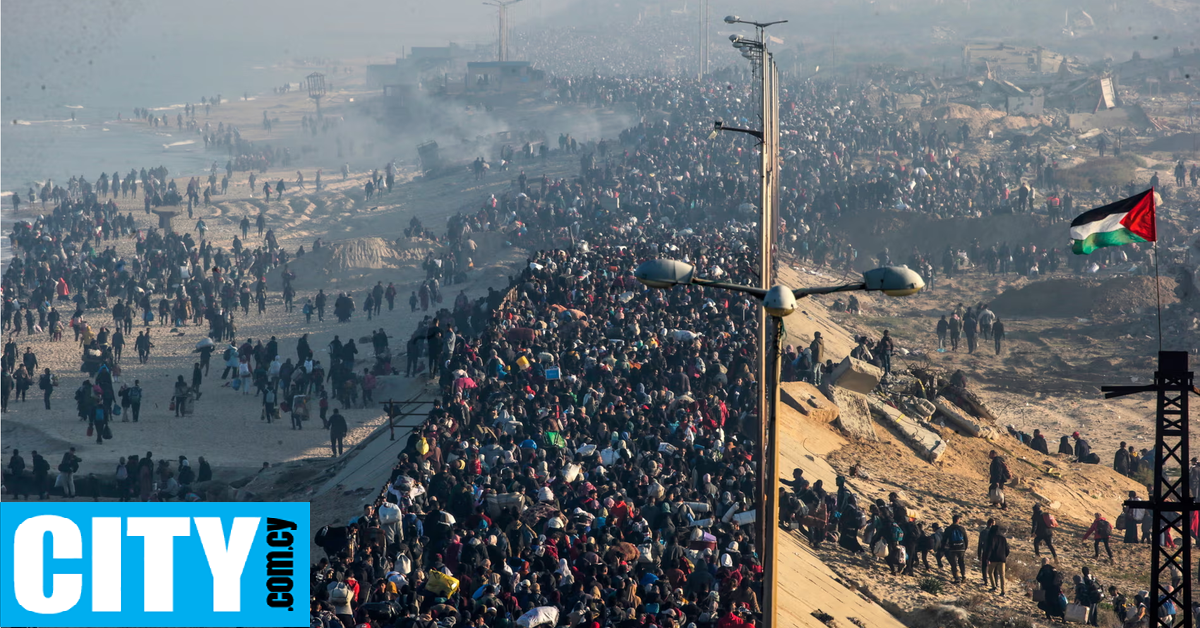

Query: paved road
<box><xmin>314</xmin><ymin>376</ymin><xmax>436</xmax><ymax>496</ymax></box>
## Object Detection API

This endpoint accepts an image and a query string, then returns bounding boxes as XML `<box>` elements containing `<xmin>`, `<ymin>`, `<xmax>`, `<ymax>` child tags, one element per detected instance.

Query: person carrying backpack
<box><xmin>38</xmin><ymin>368</ymin><xmax>55</xmax><ymax>410</ymax></box>
<box><xmin>1032</xmin><ymin>503</ymin><xmax>1058</xmax><ymax>560</ymax></box>
<box><xmin>125</xmin><ymin>380</ymin><xmax>143</xmax><ymax>422</ymax></box>
<box><xmin>1081</xmin><ymin>512</ymin><xmax>1114</xmax><ymax>561</ymax></box>
<box><xmin>988</xmin><ymin>450</ymin><xmax>1012</xmax><ymax>510</ymax></box>
<box><xmin>940</xmin><ymin>513</ymin><xmax>969</xmax><ymax>583</ymax></box>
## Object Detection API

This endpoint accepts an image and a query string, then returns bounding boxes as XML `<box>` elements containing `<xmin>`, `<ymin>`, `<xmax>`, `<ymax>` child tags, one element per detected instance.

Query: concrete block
<box><xmin>828</xmin><ymin>387</ymin><xmax>879</xmax><ymax>442</ymax></box>
<box><xmin>940</xmin><ymin>384</ymin><xmax>997</xmax><ymax>422</ymax></box>
<box><xmin>867</xmin><ymin>399</ymin><xmax>947</xmax><ymax>463</ymax></box>
<box><xmin>933</xmin><ymin>395</ymin><xmax>990</xmax><ymax>438</ymax></box>
<box><xmin>900</xmin><ymin>396</ymin><xmax>936</xmax><ymax>421</ymax></box>
<box><xmin>780</xmin><ymin>382</ymin><xmax>840</xmax><ymax>426</ymax></box>
<box><xmin>828</xmin><ymin>356</ymin><xmax>883</xmax><ymax>394</ymax></box>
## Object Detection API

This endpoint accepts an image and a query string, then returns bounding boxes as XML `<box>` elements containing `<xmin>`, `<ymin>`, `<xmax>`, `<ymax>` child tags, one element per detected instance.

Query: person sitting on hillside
<box><xmin>1058</xmin><ymin>435</ymin><xmax>1074</xmax><ymax>456</ymax></box>
<box><xmin>1028</xmin><ymin>429</ymin><xmax>1049</xmax><ymax>455</ymax></box>
<box><xmin>1073</xmin><ymin>432</ymin><xmax>1098</xmax><ymax>464</ymax></box>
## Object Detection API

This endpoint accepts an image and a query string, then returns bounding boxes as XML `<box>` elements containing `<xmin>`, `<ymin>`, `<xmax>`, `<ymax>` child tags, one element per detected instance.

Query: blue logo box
<box><xmin>1</xmin><ymin>502</ymin><xmax>310</xmax><ymax>627</ymax></box>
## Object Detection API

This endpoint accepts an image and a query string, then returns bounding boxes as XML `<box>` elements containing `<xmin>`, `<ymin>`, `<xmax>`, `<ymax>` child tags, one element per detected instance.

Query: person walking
<box><xmin>940</xmin><ymin>513</ymin><xmax>969</xmax><ymax>584</ymax></box>
<box><xmin>948</xmin><ymin>314</ymin><xmax>962</xmax><ymax>352</ymax></box>
<box><xmin>978</xmin><ymin>517</ymin><xmax>996</xmax><ymax>587</ymax></box>
<box><xmin>263</xmin><ymin>387</ymin><xmax>276</xmax><ymax>424</ymax></box>
<box><xmin>985</xmin><ymin>524</ymin><xmax>1010</xmax><ymax>596</ymax></box>
<box><xmin>38</xmin><ymin>368</ymin><xmax>56</xmax><ymax>409</ymax></box>
<box><xmin>988</xmin><ymin>450</ymin><xmax>1011</xmax><ymax>510</ymax></box>
<box><xmin>1032</xmin><ymin>503</ymin><xmax>1058</xmax><ymax>560</ymax></box>
<box><xmin>1081</xmin><ymin>512</ymin><xmax>1115</xmax><ymax>561</ymax></box>
<box><xmin>58</xmin><ymin>448</ymin><xmax>81</xmax><ymax>498</ymax></box>
<box><xmin>964</xmin><ymin>312</ymin><xmax>978</xmax><ymax>354</ymax></box>
<box><xmin>329</xmin><ymin>409</ymin><xmax>348</xmax><ymax>456</ymax></box>
<box><xmin>936</xmin><ymin>315</ymin><xmax>949</xmax><ymax>350</ymax></box>
<box><xmin>992</xmin><ymin>318</ymin><xmax>1005</xmax><ymax>355</ymax></box>
<box><xmin>126</xmin><ymin>380</ymin><xmax>143</xmax><ymax>422</ymax></box>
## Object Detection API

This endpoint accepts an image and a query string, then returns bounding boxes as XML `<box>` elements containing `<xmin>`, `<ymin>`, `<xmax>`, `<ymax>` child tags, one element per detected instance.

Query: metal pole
<box><xmin>757</xmin><ymin>37</ymin><xmax>780</xmax><ymax>628</ymax></box>
<box><xmin>753</xmin><ymin>34</ymin><xmax>772</xmax><ymax>577</ymax></box>
<box><xmin>763</xmin><ymin>314</ymin><xmax>783</xmax><ymax>628</ymax></box>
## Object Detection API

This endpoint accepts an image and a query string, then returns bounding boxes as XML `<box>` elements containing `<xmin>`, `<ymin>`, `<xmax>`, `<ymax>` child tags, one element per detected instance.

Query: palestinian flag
<box><xmin>1069</xmin><ymin>188</ymin><xmax>1157</xmax><ymax>255</ymax></box>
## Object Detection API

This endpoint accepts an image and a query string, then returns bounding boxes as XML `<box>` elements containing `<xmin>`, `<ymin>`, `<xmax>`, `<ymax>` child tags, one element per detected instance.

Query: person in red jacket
<box><xmin>1081</xmin><ymin>512</ymin><xmax>1114</xmax><ymax>561</ymax></box>
<box><xmin>716</xmin><ymin>605</ymin><xmax>751</xmax><ymax>628</ymax></box>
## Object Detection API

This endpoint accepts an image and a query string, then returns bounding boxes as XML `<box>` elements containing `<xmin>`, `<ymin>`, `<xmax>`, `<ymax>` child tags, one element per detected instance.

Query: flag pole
<box><xmin>1151</xmin><ymin>187</ymin><xmax>1162</xmax><ymax>352</ymax></box>
<box><xmin>1153</xmin><ymin>239</ymin><xmax>1163</xmax><ymax>353</ymax></box>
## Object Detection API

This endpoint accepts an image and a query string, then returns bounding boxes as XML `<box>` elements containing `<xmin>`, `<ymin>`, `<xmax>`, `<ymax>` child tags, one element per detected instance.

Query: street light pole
<box><xmin>634</xmin><ymin>259</ymin><xmax>924</xmax><ymax>628</ymax></box>
<box><xmin>722</xmin><ymin>16</ymin><xmax>784</xmax><ymax>627</ymax></box>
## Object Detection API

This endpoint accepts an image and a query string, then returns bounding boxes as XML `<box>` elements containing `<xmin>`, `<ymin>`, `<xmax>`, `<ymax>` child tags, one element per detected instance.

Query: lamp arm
<box><xmin>691</xmin><ymin>277</ymin><xmax>769</xmax><ymax>299</ymax></box>
<box><xmin>791</xmin><ymin>283</ymin><xmax>866</xmax><ymax>298</ymax></box>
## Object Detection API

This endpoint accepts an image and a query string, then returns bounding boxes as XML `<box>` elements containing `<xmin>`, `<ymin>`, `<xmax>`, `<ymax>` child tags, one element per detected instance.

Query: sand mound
<box><xmin>284</xmin><ymin>237</ymin><xmax>437</xmax><ymax>288</ymax></box>
<box><xmin>989</xmin><ymin>276</ymin><xmax>1178</xmax><ymax>318</ymax></box>
<box><xmin>327</xmin><ymin>238</ymin><xmax>402</xmax><ymax>271</ymax></box>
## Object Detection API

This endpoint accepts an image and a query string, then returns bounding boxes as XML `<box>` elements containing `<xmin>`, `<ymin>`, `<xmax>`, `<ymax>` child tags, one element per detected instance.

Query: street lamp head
<box><xmin>763</xmin><ymin>285</ymin><xmax>797</xmax><ymax>318</ymax></box>
<box><xmin>635</xmin><ymin>259</ymin><xmax>696</xmax><ymax>290</ymax></box>
<box><xmin>862</xmin><ymin>265</ymin><xmax>926</xmax><ymax>297</ymax></box>
<box><xmin>724</xmin><ymin>15</ymin><xmax>739</xmax><ymax>23</ymax></box>
<box><xmin>729</xmin><ymin>34</ymin><xmax>742</xmax><ymax>42</ymax></box>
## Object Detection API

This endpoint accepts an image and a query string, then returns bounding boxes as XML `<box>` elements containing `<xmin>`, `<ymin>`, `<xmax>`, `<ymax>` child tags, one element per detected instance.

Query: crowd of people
<box><xmin>4</xmin><ymin>26</ymin><xmax>1190</xmax><ymax>627</ymax></box>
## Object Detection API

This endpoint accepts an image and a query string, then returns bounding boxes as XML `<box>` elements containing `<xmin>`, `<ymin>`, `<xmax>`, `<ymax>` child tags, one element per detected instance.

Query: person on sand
<box><xmin>987</xmin><ymin>450</ymin><xmax>1011</xmax><ymax>510</ymax></box>
<box><xmin>409</xmin><ymin>291</ymin><xmax>418</xmax><ymax>313</ymax></box>
<box><xmin>984</xmin><ymin>524</ymin><xmax>1009</xmax><ymax>596</ymax></box>
<box><xmin>992</xmin><ymin>317</ymin><xmax>1005</xmax><ymax>354</ymax></box>
<box><xmin>1081</xmin><ymin>512</ymin><xmax>1114</xmax><ymax>561</ymax></box>
<box><xmin>936</xmin><ymin>315</ymin><xmax>948</xmax><ymax>350</ymax></box>
<box><xmin>940</xmin><ymin>513</ymin><xmax>969</xmax><ymax>584</ymax></box>
<box><xmin>1114</xmin><ymin>440</ymin><xmax>1131</xmax><ymax>476</ymax></box>
<box><xmin>1072</xmin><ymin>432</ymin><xmax>1094</xmax><ymax>463</ymax></box>
<box><xmin>1029</xmin><ymin>429</ymin><xmax>1049</xmax><ymax>455</ymax></box>
<box><xmin>1035</xmin><ymin>559</ymin><xmax>1067</xmax><ymax>622</ymax></box>
<box><xmin>948</xmin><ymin>313</ymin><xmax>961</xmax><ymax>351</ymax></box>
<box><xmin>38</xmin><ymin>368</ymin><xmax>56</xmax><ymax>410</ymax></box>
<box><xmin>1031</xmin><ymin>503</ymin><xmax>1058</xmax><ymax>560</ymax></box>
<box><xmin>978</xmin><ymin>517</ymin><xmax>995</xmax><ymax>587</ymax></box>
<box><xmin>329</xmin><ymin>408</ymin><xmax>348</xmax><ymax>457</ymax></box>
<box><xmin>1058</xmin><ymin>435</ymin><xmax>1074</xmax><ymax>456</ymax></box>
<box><xmin>1122</xmin><ymin>491</ymin><xmax>1144</xmax><ymax>544</ymax></box>
<box><xmin>315</xmin><ymin>290</ymin><xmax>327</xmax><ymax>322</ymax></box>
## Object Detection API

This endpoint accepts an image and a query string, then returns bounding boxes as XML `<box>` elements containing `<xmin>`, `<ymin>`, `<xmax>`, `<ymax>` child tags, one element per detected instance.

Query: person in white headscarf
<box><xmin>555</xmin><ymin>558</ymin><xmax>574</xmax><ymax>587</ymax></box>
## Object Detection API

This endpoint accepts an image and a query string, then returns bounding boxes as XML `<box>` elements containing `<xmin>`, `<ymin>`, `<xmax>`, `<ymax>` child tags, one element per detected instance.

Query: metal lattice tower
<box><xmin>485</xmin><ymin>0</ymin><xmax>525</xmax><ymax>62</ymax></box>
<box><xmin>306</xmin><ymin>72</ymin><xmax>326</xmax><ymax>115</ymax></box>
<box><xmin>1103</xmin><ymin>351</ymin><xmax>1195</xmax><ymax>628</ymax></box>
